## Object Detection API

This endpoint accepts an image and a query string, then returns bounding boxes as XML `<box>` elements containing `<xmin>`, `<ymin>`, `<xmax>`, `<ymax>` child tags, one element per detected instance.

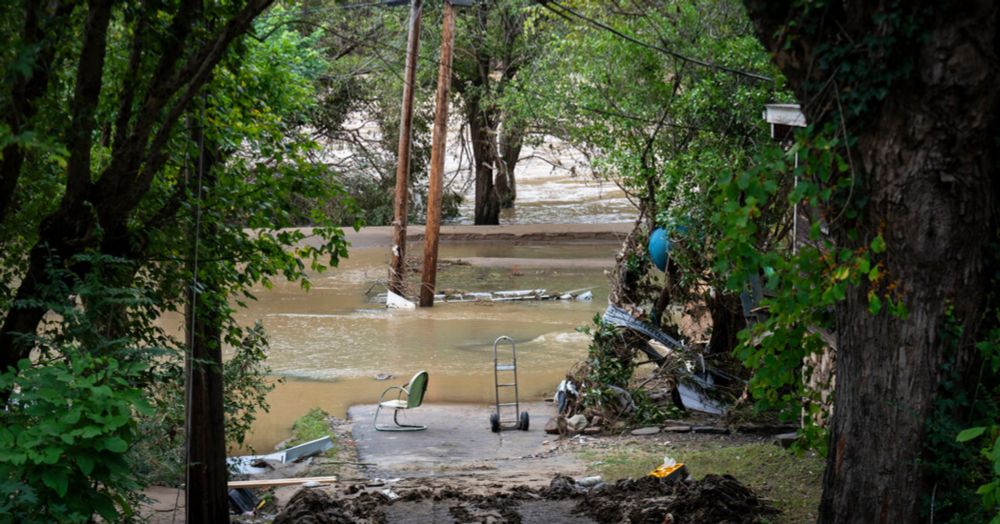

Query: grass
<box><xmin>287</xmin><ymin>407</ymin><xmax>338</xmax><ymax>459</ymax></box>
<box><xmin>579</xmin><ymin>442</ymin><xmax>824</xmax><ymax>523</ymax></box>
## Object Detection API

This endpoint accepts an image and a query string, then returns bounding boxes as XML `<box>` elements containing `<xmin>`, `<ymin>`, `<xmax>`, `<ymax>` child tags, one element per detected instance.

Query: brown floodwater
<box><xmin>217</xmin><ymin>241</ymin><xmax>618</xmax><ymax>453</ymax></box>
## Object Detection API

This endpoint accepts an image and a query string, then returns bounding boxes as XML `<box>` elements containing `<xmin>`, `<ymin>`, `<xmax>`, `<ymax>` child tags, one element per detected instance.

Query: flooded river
<box><xmin>222</xmin><ymin>132</ymin><xmax>637</xmax><ymax>452</ymax></box>
<box><xmin>228</xmin><ymin>240</ymin><xmax>622</xmax><ymax>452</ymax></box>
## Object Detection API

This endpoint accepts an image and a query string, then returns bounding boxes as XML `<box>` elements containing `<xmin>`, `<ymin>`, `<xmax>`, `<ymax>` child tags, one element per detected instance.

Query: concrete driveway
<box><xmin>349</xmin><ymin>402</ymin><xmax>585</xmax><ymax>486</ymax></box>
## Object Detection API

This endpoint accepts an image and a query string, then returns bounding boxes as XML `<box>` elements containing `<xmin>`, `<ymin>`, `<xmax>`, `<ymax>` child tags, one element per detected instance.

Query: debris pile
<box><xmin>546</xmin><ymin>474</ymin><xmax>779</xmax><ymax>524</ymax></box>
<box><xmin>271</xmin><ymin>473</ymin><xmax>778</xmax><ymax>524</ymax></box>
<box><xmin>272</xmin><ymin>488</ymin><xmax>387</xmax><ymax>524</ymax></box>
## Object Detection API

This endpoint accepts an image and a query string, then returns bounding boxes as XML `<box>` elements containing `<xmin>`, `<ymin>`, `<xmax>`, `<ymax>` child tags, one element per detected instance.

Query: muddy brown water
<box><xmin>204</xmin><ymin>241</ymin><xmax>619</xmax><ymax>453</ymax></box>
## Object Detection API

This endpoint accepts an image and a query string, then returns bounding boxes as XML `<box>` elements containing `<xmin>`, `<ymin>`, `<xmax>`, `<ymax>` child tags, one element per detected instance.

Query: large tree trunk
<box><xmin>745</xmin><ymin>2</ymin><xmax>998</xmax><ymax>522</ymax></box>
<box><xmin>469</xmin><ymin>98</ymin><xmax>500</xmax><ymax>225</ymax></box>
<box><xmin>819</xmin><ymin>36</ymin><xmax>997</xmax><ymax>523</ymax></box>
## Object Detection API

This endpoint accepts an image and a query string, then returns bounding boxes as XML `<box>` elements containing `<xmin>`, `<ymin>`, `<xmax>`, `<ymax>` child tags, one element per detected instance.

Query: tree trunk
<box><xmin>706</xmin><ymin>292</ymin><xmax>744</xmax><ymax>355</ymax></box>
<box><xmin>184</xmin><ymin>280</ymin><xmax>229</xmax><ymax>524</ymax></box>
<box><xmin>819</xmin><ymin>47</ymin><xmax>997</xmax><ymax>524</ymax></box>
<box><xmin>495</xmin><ymin>122</ymin><xmax>523</xmax><ymax>209</ymax></box>
<box><xmin>744</xmin><ymin>2</ymin><xmax>998</xmax><ymax>522</ymax></box>
<box><xmin>184</xmin><ymin>123</ymin><xmax>230</xmax><ymax>524</ymax></box>
<box><xmin>469</xmin><ymin>98</ymin><xmax>500</xmax><ymax>225</ymax></box>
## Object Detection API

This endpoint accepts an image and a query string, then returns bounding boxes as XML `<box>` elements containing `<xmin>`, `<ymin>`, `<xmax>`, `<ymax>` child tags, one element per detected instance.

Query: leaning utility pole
<box><xmin>419</xmin><ymin>0</ymin><xmax>456</xmax><ymax>307</ymax></box>
<box><xmin>388</xmin><ymin>0</ymin><xmax>423</xmax><ymax>296</ymax></box>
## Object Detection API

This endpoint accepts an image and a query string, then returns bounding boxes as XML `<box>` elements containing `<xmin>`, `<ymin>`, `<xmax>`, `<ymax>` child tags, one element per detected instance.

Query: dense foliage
<box><xmin>0</xmin><ymin>1</ymin><xmax>352</xmax><ymax>520</ymax></box>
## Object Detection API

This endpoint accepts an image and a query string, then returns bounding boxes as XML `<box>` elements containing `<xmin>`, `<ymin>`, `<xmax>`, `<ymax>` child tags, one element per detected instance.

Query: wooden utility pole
<box><xmin>389</xmin><ymin>0</ymin><xmax>423</xmax><ymax>296</ymax></box>
<box><xmin>419</xmin><ymin>0</ymin><xmax>456</xmax><ymax>307</ymax></box>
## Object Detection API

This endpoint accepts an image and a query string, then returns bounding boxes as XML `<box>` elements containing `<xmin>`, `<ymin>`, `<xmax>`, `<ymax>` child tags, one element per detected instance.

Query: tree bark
<box><xmin>495</xmin><ymin>122</ymin><xmax>523</xmax><ymax>209</ymax></box>
<box><xmin>184</xmin><ymin>275</ymin><xmax>229</xmax><ymax>524</ymax></box>
<box><xmin>469</xmin><ymin>96</ymin><xmax>500</xmax><ymax>225</ymax></box>
<box><xmin>184</xmin><ymin>119</ymin><xmax>230</xmax><ymax>524</ymax></box>
<box><xmin>744</xmin><ymin>1</ymin><xmax>999</xmax><ymax>522</ymax></box>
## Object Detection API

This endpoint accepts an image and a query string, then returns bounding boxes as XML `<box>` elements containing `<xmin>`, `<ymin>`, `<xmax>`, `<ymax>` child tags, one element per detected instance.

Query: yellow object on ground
<box><xmin>649</xmin><ymin>463</ymin><xmax>686</xmax><ymax>479</ymax></box>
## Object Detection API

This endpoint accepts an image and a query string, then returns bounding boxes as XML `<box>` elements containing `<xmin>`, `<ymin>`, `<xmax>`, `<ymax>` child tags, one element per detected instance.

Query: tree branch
<box><xmin>63</xmin><ymin>0</ymin><xmax>113</xmax><ymax>204</ymax></box>
<box><xmin>0</xmin><ymin>1</ymin><xmax>77</xmax><ymax>225</ymax></box>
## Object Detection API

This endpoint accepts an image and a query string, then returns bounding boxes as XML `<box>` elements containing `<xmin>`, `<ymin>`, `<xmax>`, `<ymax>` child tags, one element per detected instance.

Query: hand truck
<box><xmin>490</xmin><ymin>336</ymin><xmax>529</xmax><ymax>432</ymax></box>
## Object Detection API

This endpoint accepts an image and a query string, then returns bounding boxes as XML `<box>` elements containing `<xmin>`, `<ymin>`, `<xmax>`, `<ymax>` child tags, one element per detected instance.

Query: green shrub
<box><xmin>0</xmin><ymin>353</ymin><xmax>151</xmax><ymax>523</ymax></box>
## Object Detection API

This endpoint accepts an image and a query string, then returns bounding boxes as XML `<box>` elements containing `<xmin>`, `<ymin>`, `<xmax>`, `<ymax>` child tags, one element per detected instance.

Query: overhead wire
<box><xmin>534</xmin><ymin>0</ymin><xmax>774</xmax><ymax>83</ymax></box>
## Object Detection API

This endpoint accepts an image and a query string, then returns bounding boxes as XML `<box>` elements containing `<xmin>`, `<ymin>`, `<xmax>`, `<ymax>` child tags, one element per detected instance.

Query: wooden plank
<box><xmin>227</xmin><ymin>476</ymin><xmax>338</xmax><ymax>489</ymax></box>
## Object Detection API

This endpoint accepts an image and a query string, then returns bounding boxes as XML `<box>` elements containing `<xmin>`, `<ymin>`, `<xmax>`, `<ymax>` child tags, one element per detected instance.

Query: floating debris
<box><xmin>375</xmin><ymin>288</ymin><xmax>594</xmax><ymax>305</ymax></box>
<box><xmin>386</xmin><ymin>290</ymin><xmax>415</xmax><ymax>309</ymax></box>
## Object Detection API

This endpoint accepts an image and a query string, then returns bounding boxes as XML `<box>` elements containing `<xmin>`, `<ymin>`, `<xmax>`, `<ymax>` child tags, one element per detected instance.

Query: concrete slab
<box><xmin>350</xmin><ymin>402</ymin><xmax>585</xmax><ymax>485</ymax></box>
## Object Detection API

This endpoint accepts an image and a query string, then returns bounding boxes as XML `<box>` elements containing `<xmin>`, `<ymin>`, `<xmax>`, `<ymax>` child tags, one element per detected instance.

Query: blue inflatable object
<box><xmin>648</xmin><ymin>227</ymin><xmax>670</xmax><ymax>271</ymax></box>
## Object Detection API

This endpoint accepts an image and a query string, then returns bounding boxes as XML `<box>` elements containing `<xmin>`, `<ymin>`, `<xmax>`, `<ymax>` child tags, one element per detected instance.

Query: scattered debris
<box><xmin>676</xmin><ymin>383</ymin><xmax>727</xmax><ymax>415</ymax></box>
<box><xmin>648</xmin><ymin>456</ymin><xmax>688</xmax><ymax>482</ymax></box>
<box><xmin>580</xmin><ymin>474</ymin><xmax>776</xmax><ymax>524</ymax></box>
<box><xmin>554</xmin><ymin>379</ymin><xmax>579</xmax><ymax>414</ymax></box>
<box><xmin>566</xmin><ymin>414</ymin><xmax>589</xmax><ymax>432</ymax></box>
<box><xmin>272</xmin><ymin>472</ymin><xmax>778</xmax><ymax>524</ymax></box>
<box><xmin>228</xmin><ymin>488</ymin><xmax>259</xmax><ymax>515</ymax></box>
<box><xmin>227</xmin><ymin>436</ymin><xmax>334</xmax><ymax>475</ymax></box>
<box><xmin>774</xmin><ymin>432</ymin><xmax>798</xmax><ymax>448</ymax></box>
<box><xmin>386</xmin><ymin>290</ymin><xmax>415</xmax><ymax>309</ymax></box>
<box><xmin>227</xmin><ymin>476</ymin><xmax>338</xmax><ymax>489</ymax></box>
<box><xmin>576</xmin><ymin>475</ymin><xmax>604</xmax><ymax>487</ymax></box>
<box><xmin>273</xmin><ymin>487</ymin><xmax>384</xmax><ymax>524</ymax></box>
<box><xmin>375</xmin><ymin>288</ymin><xmax>594</xmax><ymax>305</ymax></box>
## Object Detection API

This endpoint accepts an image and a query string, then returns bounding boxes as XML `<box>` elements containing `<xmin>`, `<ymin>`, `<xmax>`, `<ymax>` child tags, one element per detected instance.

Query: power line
<box><xmin>534</xmin><ymin>0</ymin><xmax>773</xmax><ymax>83</ymax></box>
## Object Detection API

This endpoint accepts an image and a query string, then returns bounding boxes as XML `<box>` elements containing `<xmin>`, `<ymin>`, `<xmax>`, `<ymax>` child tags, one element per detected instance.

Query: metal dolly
<box><xmin>490</xmin><ymin>336</ymin><xmax>529</xmax><ymax>432</ymax></box>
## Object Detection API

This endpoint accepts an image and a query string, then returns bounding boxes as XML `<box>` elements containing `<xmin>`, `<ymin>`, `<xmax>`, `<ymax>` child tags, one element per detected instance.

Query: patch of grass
<box><xmin>288</xmin><ymin>407</ymin><xmax>338</xmax><ymax>458</ymax></box>
<box><xmin>579</xmin><ymin>443</ymin><xmax>823</xmax><ymax>523</ymax></box>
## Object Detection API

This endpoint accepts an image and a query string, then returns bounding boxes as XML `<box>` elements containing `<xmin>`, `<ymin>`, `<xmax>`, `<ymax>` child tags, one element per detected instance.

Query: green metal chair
<box><xmin>373</xmin><ymin>370</ymin><xmax>429</xmax><ymax>431</ymax></box>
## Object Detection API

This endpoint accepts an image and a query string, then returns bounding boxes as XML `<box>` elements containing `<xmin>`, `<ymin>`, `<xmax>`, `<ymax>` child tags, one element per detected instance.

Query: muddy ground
<box><xmin>265</xmin><ymin>402</ymin><xmax>782</xmax><ymax>523</ymax></box>
<box><xmin>272</xmin><ymin>472</ymin><xmax>776</xmax><ymax>524</ymax></box>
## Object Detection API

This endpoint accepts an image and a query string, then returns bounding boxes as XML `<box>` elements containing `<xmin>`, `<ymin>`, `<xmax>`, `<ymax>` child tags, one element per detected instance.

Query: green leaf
<box><xmin>868</xmin><ymin>292</ymin><xmax>883</xmax><ymax>315</ymax></box>
<box><xmin>76</xmin><ymin>454</ymin><xmax>95</xmax><ymax>476</ymax></box>
<box><xmin>957</xmin><ymin>426</ymin><xmax>986</xmax><ymax>442</ymax></box>
<box><xmin>102</xmin><ymin>436</ymin><xmax>128</xmax><ymax>453</ymax></box>
<box><xmin>870</xmin><ymin>234</ymin><xmax>886</xmax><ymax>254</ymax></box>
<box><xmin>93</xmin><ymin>493</ymin><xmax>118</xmax><ymax>521</ymax></box>
<box><xmin>42</xmin><ymin>469</ymin><xmax>69</xmax><ymax>498</ymax></box>
<box><xmin>40</xmin><ymin>446</ymin><xmax>62</xmax><ymax>464</ymax></box>
<box><xmin>79</xmin><ymin>426</ymin><xmax>103</xmax><ymax>439</ymax></box>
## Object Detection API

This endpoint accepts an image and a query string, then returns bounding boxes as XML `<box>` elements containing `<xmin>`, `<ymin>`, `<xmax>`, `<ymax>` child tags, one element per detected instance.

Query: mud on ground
<box><xmin>274</xmin><ymin>473</ymin><xmax>777</xmax><ymax>524</ymax></box>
